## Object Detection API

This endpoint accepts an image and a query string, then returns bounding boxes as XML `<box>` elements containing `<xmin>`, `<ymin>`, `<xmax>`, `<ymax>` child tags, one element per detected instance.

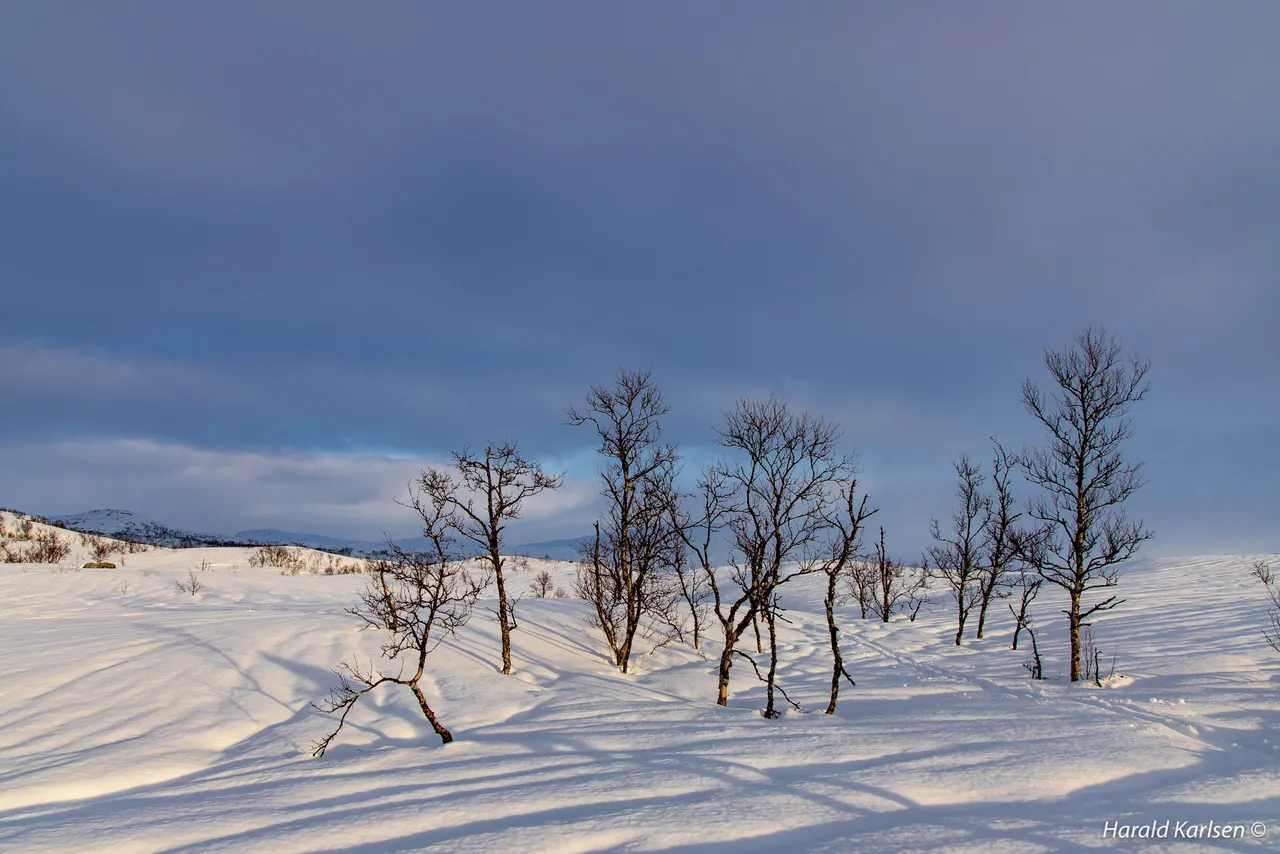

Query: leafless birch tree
<box><xmin>1007</xmin><ymin>562</ymin><xmax>1043</xmax><ymax>652</ymax></box>
<box><xmin>529</xmin><ymin>569</ymin><xmax>555</xmax><ymax>598</ymax></box>
<box><xmin>973</xmin><ymin>442</ymin><xmax>1020</xmax><ymax>639</ymax></box>
<box><xmin>667</xmin><ymin>525</ymin><xmax>711</xmax><ymax>650</ymax></box>
<box><xmin>679</xmin><ymin>463</ymin><xmax>755</xmax><ymax>700</ymax></box>
<box><xmin>313</xmin><ymin>497</ymin><xmax>482</xmax><ymax>755</ymax></box>
<box><xmin>1019</xmin><ymin>327</ymin><xmax>1152</xmax><ymax>681</ymax></box>
<box><xmin>926</xmin><ymin>455</ymin><xmax>990</xmax><ymax>646</ymax></box>
<box><xmin>406</xmin><ymin>443</ymin><xmax>562</xmax><ymax>675</ymax></box>
<box><xmin>569</xmin><ymin>368</ymin><xmax>681</xmax><ymax>673</ymax></box>
<box><xmin>818</xmin><ymin>481</ymin><xmax>875</xmax><ymax>713</ymax></box>
<box><xmin>1250</xmin><ymin>560</ymin><xmax>1280</xmax><ymax>652</ymax></box>
<box><xmin>868</xmin><ymin>527</ymin><xmax>926</xmax><ymax>622</ymax></box>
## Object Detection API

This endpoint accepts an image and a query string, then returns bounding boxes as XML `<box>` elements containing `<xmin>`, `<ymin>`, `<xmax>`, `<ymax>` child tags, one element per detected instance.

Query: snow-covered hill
<box><xmin>48</xmin><ymin>508</ymin><xmax>589</xmax><ymax>560</ymax></box>
<box><xmin>509</xmin><ymin>536</ymin><xmax>592</xmax><ymax>562</ymax></box>
<box><xmin>51</xmin><ymin>509</ymin><xmax>244</xmax><ymax>549</ymax></box>
<box><xmin>1</xmin><ymin>551</ymin><xmax>1277</xmax><ymax>851</ymax></box>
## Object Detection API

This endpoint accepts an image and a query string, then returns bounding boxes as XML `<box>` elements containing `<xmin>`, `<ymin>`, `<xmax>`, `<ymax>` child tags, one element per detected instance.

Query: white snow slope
<box><xmin>1</xmin><ymin>532</ymin><xmax>1278</xmax><ymax>852</ymax></box>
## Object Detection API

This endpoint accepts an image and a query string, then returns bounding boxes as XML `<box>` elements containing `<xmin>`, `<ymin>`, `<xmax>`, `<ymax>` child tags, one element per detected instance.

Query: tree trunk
<box><xmin>974</xmin><ymin>590</ymin><xmax>991</xmax><ymax>640</ymax></box>
<box><xmin>618</xmin><ymin>621</ymin><xmax>635</xmax><ymax>674</ymax></box>
<box><xmin>410</xmin><ymin>682</ymin><xmax>453</xmax><ymax>744</ymax></box>
<box><xmin>494</xmin><ymin>562</ymin><xmax>513</xmax><ymax>675</ymax></box>
<box><xmin>824</xmin><ymin>573</ymin><xmax>846</xmax><ymax>715</ymax></box>
<box><xmin>715</xmin><ymin>639</ymin><xmax>735</xmax><ymax>706</ymax></box>
<box><xmin>954</xmin><ymin>609</ymin><xmax>967</xmax><ymax>646</ymax></box>
<box><xmin>1068</xmin><ymin>588</ymin><xmax>1082</xmax><ymax>682</ymax></box>
<box><xmin>762</xmin><ymin>607</ymin><xmax>779</xmax><ymax>718</ymax></box>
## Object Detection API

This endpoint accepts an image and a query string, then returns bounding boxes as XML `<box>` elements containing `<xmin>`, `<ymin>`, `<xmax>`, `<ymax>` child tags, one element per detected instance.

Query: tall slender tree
<box><xmin>568</xmin><ymin>368</ymin><xmax>681</xmax><ymax>673</ymax></box>
<box><xmin>926</xmin><ymin>455</ymin><xmax>990</xmax><ymax>646</ymax></box>
<box><xmin>819</xmin><ymin>481</ymin><xmax>875</xmax><ymax>714</ymax></box>
<box><xmin>972</xmin><ymin>441</ymin><xmax>1020</xmax><ymax>639</ymax></box>
<box><xmin>1019</xmin><ymin>327</ymin><xmax>1152</xmax><ymax>681</ymax></box>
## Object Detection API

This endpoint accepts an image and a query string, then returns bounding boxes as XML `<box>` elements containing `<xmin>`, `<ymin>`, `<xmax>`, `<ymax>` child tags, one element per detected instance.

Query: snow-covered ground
<box><xmin>1</xmin><ymin>522</ymin><xmax>1277</xmax><ymax>852</ymax></box>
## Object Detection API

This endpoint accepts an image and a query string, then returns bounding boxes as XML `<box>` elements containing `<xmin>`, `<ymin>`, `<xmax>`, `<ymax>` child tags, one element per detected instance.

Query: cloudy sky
<box><xmin>2</xmin><ymin>3</ymin><xmax>1277</xmax><ymax>554</ymax></box>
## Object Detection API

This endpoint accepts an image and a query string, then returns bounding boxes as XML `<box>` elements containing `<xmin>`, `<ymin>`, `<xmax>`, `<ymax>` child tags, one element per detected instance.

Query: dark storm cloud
<box><xmin>2</xmin><ymin>3</ymin><xmax>1277</xmax><ymax>552</ymax></box>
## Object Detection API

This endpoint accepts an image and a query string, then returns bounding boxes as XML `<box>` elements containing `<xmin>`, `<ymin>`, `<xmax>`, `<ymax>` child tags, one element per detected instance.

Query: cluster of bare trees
<box><xmin>925</xmin><ymin>447</ymin><xmax>1021</xmax><ymax>646</ymax></box>
<box><xmin>928</xmin><ymin>327</ymin><xmax>1152</xmax><ymax>682</ymax></box>
<box><xmin>0</xmin><ymin>529</ymin><xmax>72</xmax><ymax>564</ymax></box>
<box><xmin>566</xmin><ymin>373</ymin><xmax>894</xmax><ymax>717</ymax></box>
<box><xmin>312</xmin><ymin>326</ymin><xmax>1154</xmax><ymax>754</ymax></box>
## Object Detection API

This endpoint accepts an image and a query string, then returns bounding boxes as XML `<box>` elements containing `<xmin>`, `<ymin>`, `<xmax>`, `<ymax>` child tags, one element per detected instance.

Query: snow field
<box><xmin>1</xmin><ymin>539</ymin><xmax>1278</xmax><ymax>852</ymax></box>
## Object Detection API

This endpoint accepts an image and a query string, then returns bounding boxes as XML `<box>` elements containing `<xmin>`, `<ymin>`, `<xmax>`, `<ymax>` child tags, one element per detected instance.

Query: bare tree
<box><xmin>926</xmin><ymin>455</ymin><xmax>990</xmax><ymax>645</ymax></box>
<box><xmin>312</xmin><ymin>498</ymin><xmax>483</xmax><ymax>755</ymax></box>
<box><xmin>1023</xmin><ymin>617</ymin><xmax>1045</xmax><ymax>680</ymax></box>
<box><xmin>716</xmin><ymin>396</ymin><xmax>855</xmax><ymax>717</ymax></box>
<box><xmin>86</xmin><ymin>535</ymin><xmax>117</xmax><ymax>562</ymax></box>
<box><xmin>529</xmin><ymin>569</ymin><xmax>555</xmax><ymax>599</ymax></box>
<box><xmin>175</xmin><ymin>567</ymin><xmax>205</xmax><ymax>595</ymax></box>
<box><xmin>1251</xmin><ymin>560</ymin><xmax>1280</xmax><ymax>652</ymax></box>
<box><xmin>846</xmin><ymin>557</ymin><xmax>876</xmax><ymax>620</ymax></box>
<box><xmin>818</xmin><ymin>481</ymin><xmax>875</xmax><ymax>714</ymax></box>
<box><xmin>973</xmin><ymin>442</ymin><xmax>1021</xmax><ymax>639</ymax></box>
<box><xmin>667</xmin><ymin>521</ymin><xmax>711</xmax><ymax>650</ymax></box>
<box><xmin>868</xmin><ymin>527</ymin><xmax>926</xmax><ymax>623</ymax></box>
<box><xmin>568</xmin><ymin>368</ymin><xmax>682</xmax><ymax>673</ymax></box>
<box><xmin>406</xmin><ymin>442</ymin><xmax>562</xmax><ymax>675</ymax></box>
<box><xmin>681</xmin><ymin>462</ymin><xmax>759</xmax><ymax>704</ymax></box>
<box><xmin>1019</xmin><ymin>327</ymin><xmax>1152</xmax><ymax>681</ymax></box>
<box><xmin>1252</xmin><ymin>559</ymin><xmax>1275</xmax><ymax>586</ymax></box>
<box><xmin>1006</xmin><ymin>561</ymin><xmax>1041</xmax><ymax>652</ymax></box>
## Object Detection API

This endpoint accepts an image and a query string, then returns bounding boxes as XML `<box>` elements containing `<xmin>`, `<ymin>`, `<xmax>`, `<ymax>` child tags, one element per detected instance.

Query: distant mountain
<box><xmin>234</xmin><ymin>528</ymin><xmax>388</xmax><ymax>555</ymax></box>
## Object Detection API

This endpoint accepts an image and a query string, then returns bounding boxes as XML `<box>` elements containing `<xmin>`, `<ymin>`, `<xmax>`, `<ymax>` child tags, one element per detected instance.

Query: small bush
<box><xmin>529</xmin><ymin>569</ymin><xmax>555</xmax><ymax>598</ymax></box>
<box><xmin>89</xmin><ymin>537</ymin><xmax>117</xmax><ymax>561</ymax></box>
<box><xmin>83</xmin><ymin>561</ymin><xmax>118</xmax><ymax>569</ymax></box>
<box><xmin>251</xmin><ymin>544</ymin><xmax>306</xmax><ymax>573</ymax></box>
<box><xmin>12</xmin><ymin>531</ymin><xmax>72</xmax><ymax>563</ymax></box>
<box><xmin>251</xmin><ymin>544</ymin><xmax>363</xmax><ymax>575</ymax></box>
<box><xmin>176</xmin><ymin>567</ymin><xmax>205</xmax><ymax>595</ymax></box>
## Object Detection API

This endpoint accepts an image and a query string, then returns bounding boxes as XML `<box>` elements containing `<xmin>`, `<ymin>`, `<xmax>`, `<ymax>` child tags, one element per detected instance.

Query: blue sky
<box><xmin>2</xmin><ymin>3</ymin><xmax>1277</xmax><ymax>554</ymax></box>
